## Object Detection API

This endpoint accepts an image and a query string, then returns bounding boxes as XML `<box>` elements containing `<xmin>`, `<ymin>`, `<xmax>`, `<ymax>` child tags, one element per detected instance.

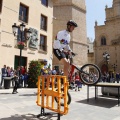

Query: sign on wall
<box><xmin>29</xmin><ymin>28</ymin><xmax>38</xmax><ymax>49</ymax></box>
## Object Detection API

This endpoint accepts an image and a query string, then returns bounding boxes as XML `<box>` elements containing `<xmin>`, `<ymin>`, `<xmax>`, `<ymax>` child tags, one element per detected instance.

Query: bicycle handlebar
<box><xmin>71</xmin><ymin>52</ymin><xmax>77</xmax><ymax>57</ymax></box>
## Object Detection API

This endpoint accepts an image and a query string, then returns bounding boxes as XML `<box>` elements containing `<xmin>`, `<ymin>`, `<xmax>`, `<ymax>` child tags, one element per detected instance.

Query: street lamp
<box><xmin>112</xmin><ymin>64</ymin><xmax>117</xmax><ymax>72</ymax></box>
<box><xmin>12</xmin><ymin>23</ymin><xmax>31</xmax><ymax>86</ymax></box>
<box><xmin>103</xmin><ymin>52</ymin><xmax>110</xmax><ymax>64</ymax></box>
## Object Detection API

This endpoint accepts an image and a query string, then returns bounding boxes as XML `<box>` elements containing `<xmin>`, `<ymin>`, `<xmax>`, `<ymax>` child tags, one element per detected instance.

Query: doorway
<box><xmin>14</xmin><ymin>55</ymin><xmax>27</xmax><ymax>70</ymax></box>
<box><xmin>101</xmin><ymin>64</ymin><xmax>108</xmax><ymax>74</ymax></box>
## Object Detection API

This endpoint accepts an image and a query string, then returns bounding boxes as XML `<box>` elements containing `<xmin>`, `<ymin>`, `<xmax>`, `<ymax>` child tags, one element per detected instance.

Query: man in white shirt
<box><xmin>53</xmin><ymin>20</ymin><xmax>78</xmax><ymax>77</ymax></box>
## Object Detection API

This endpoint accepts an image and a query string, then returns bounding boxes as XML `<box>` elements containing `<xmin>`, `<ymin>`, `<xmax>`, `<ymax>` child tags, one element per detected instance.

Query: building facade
<box><xmin>94</xmin><ymin>0</ymin><xmax>120</xmax><ymax>73</ymax></box>
<box><xmin>87</xmin><ymin>38</ymin><xmax>94</xmax><ymax>64</ymax></box>
<box><xmin>52</xmin><ymin>0</ymin><xmax>88</xmax><ymax>71</ymax></box>
<box><xmin>0</xmin><ymin>0</ymin><xmax>56</xmax><ymax>70</ymax></box>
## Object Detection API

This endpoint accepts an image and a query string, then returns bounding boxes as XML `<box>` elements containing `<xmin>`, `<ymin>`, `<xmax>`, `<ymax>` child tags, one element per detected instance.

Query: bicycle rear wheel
<box><xmin>54</xmin><ymin>88</ymin><xmax>71</xmax><ymax>106</ymax></box>
<box><xmin>79</xmin><ymin>64</ymin><xmax>101</xmax><ymax>85</ymax></box>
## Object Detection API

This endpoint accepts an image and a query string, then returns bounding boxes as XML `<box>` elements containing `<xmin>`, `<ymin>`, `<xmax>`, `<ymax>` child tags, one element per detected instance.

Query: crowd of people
<box><xmin>40</xmin><ymin>59</ymin><xmax>64</xmax><ymax>76</ymax></box>
<box><xmin>1</xmin><ymin>65</ymin><xmax>28</xmax><ymax>94</ymax></box>
<box><xmin>100</xmin><ymin>71</ymin><xmax>120</xmax><ymax>83</ymax></box>
<box><xmin>2</xmin><ymin>61</ymin><xmax>120</xmax><ymax>94</ymax></box>
<box><xmin>0</xmin><ymin>61</ymin><xmax>65</xmax><ymax>93</ymax></box>
<box><xmin>41</xmin><ymin>59</ymin><xmax>82</xmax><ymax>92</ymax></box>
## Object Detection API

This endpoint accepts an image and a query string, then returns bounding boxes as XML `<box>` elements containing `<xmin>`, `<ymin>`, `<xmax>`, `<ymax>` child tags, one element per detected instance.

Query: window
<box><xmin>41</xmin><ymin>15</ymin><xmax>47</xmax><ymax>31</ymax></box>
<box><xmin>40</xmin><ymin>34</ymin><xmax>47</xmax><ymax>51</ymax></box>
<box><xmin>0</xmin><ymin>0</ymin><xmax>2</xmax><ymax>13</ymax></box>
<box><xmin>101</xmin><ymin>36</ymin><xmax>106</xmax><ymax>45</ymax></box>
<box><xmin>19</xmin><ymin>3</ymin><xmax>29</xmax><ymax>23</ymax></box>
<box><xmin>41</xmin><ymin>0</ymin><xmax>48</xmax><ymax>7</ymax></box>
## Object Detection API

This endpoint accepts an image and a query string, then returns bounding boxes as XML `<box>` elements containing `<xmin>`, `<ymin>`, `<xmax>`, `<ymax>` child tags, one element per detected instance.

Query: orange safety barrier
<box><xmin>36</xmin><ymin>75</ymin><xmax>69</xmax><ymax>115</ymax></box>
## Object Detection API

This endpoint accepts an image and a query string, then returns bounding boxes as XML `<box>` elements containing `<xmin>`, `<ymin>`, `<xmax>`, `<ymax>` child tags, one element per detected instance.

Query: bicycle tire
<box><xmin>54</xmin><ymin>88</ymin><xmax>71</xmax><ymax>106</ymax></box>
<box><xmin>79</xmin><ymin>64</ymin><xmax>101</xmax><ymax>85</ymax></box>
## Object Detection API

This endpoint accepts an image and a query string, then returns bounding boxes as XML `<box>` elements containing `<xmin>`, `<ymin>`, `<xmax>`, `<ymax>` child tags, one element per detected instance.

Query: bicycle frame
<box><xmin>68</xmin><ymin>54</ymin><xmax>89</xmax><ymax>82</ymax></box>
<box><xmin>68</xmin><ymin>64</ymin><xmax>81</xmax><ymax>82</ymax></box>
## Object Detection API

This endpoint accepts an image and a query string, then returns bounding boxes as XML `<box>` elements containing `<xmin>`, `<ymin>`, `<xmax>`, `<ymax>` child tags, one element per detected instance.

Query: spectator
<box><xmin>52</xmin><ymin>67</ymin><xmax>57</xmax><ymax>75</ymax></box>
<box><xmin>109</xmin><ymin>72</ymin><xmax>114</xmax><ymax>83</ymax></box>
<box><xmin>7</xmin><ymin>66</ymin><xmax>11</xmax><ymax>77</ymax></box>
<box><xmin>41</xmin><ymin>59</ymin><xmax>49</xmax><ymax>75</ymax></box>
<box><xmin>16</xmin><ymin>66</ymin><xmax>20</xmax><ymax>87</ymax></box>
<box><xmin>10</xmin><ymin>67</ymin><xmax>15</xmax><ymax>87</ymax></box>
<box><xmin>116</xmin><ymin>72</ymin><xmax>119</xmax><ymax>83</ymax></box>
<box><xmin>106</xmin><ymin>72</ymin><xmax>110</xmax><ymax>82</ymax></box>
<box><xmin>20</xmin><ymin>66</ymin><xmax>26</xmax><ymax>87</ymax></box>
<box><xmin>21</xmin><ymin>66</ymin><xmax>26</xmax><ymax>75</ymax></box>
<box><xmin>60</xmin><ymin>69</ymin><xmax>64</xmax><ymax>75</ymax></box>
<box><xmin>12</xmin><ymin>72</ymin><xmax>19</xmax><ymax>94</ymax></box>
<box><xmin>74</xmin><ymin>72</ymin><xmax>82</xmax><ymax>91</ymax></box>
<box><xmin>24</xmin><ymin>72</ymin><xmax>28</xmax><ymax>87</ymax></box>
<box><xmin>1</xmin><ymin>65</ymin><xmax>7</xmax><ymax>86</ymax></box>
<box><xmin>41</xmin><ymin>59</ymin><xmax>51</xmax><ymax>87</ymax></box>
<box><xmin>102</xmin><ymin>72</ymin><xmax>107</xmax><ymax>82</ymax></box>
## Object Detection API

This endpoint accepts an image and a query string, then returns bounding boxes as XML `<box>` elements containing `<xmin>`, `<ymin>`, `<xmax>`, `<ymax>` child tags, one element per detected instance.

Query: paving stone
<box><xmin>0</xmin><ymin>86</ymin><xmax>120</xmax><ymax>120</ymax></box>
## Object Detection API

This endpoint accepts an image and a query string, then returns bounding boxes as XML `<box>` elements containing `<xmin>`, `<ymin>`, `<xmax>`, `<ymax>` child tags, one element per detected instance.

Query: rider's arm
<box><xmin>53</xmin><ymin>31</ymin><xmax>63</xmax><ymax>52</ymax></box>
<box><xmin>64</xmin><ymin>45</ymin><xmax>72</xmax><ymax>55</ymax></box>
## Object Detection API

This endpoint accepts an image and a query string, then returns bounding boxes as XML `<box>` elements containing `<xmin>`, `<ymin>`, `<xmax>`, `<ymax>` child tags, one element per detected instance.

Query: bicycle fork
<box><xmin>69</xmin><ymin>65</ymin><xmax>75</xmax><ymax>82</ymax></box>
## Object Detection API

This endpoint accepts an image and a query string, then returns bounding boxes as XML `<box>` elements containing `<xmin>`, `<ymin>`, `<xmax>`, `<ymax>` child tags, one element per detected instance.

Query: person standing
<box><xmin>116</xmin><ymin>72</ymin><xmax>119</xmax><ymax>83</ymax></box>
<box><xmin>10</xmin><ymin>67</ymin><xmax>15</xmax><ymax>87</ymax></box>
<box><xmin>41</xmin><ymin>59</ymin><xmax>51</xmax><ymax>87</ymax></box>
<box><xmin>1</xmin><ymin>65</ymin><xmax>7</xmax><ymax>86</ymax></box>
<box><xmin>74</xmin><ymin>72</ymin><xmax>82</xmax><ymax>91</ymax></box>
<box><xmin>52</xmin><ymin>67</ymin><xmax>57</xmax><ymax>75</ymax></box>
<box><xmin>41</xmin><ymin>59</ymin><xmax>50</xmax><ymax>75</ymax></box>
<box><xmin>12</xmin><ymin>72</ymin><xmax>19</xmax><ymax>94</ymax></box>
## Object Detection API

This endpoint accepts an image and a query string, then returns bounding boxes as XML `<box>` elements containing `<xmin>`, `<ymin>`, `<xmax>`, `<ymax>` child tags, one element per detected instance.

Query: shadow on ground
<box><xmin>0</xmin><ymin>93</ymin><xmax>12</xmax><ymax>95</ymax></box>
<box><xmin>19</xmin><ymin>93</ymin><xmax>37</xmax><ymax>96</ymax></box>
<box><xmin>76</xmin><ymin>95</ymin><xmax>118</xmax><ymax>108</ymax></box>
<box><xmin>0</xmin><ymin>113</ymin><xmax>61</xmax><ymax>120</ymax></box>
<box><xmin>18</xmin><ymin>91</ymin><xmax>40</xmax><ymax>96</ymax></box>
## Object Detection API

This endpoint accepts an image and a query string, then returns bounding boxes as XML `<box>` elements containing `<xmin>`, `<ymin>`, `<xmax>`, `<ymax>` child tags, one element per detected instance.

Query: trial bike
<box><xmin>54</xmin><ymin>52</ymin><xmax>101</xmax><ymax>106</ymax></box>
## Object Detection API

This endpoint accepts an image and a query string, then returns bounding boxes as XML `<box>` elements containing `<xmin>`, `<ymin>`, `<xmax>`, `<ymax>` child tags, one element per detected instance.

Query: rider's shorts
<box><xmin>53</xmin><ymin>49</ymin><xmax>66</xmax><ymax>60</ymax></box>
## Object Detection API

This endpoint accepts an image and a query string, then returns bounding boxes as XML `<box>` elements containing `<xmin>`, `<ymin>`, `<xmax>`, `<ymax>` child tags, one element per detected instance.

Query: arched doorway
<box><xmin>101</xmin><ymin>64</ymin><xmax>108</xmax><ymax>74</ymax></box>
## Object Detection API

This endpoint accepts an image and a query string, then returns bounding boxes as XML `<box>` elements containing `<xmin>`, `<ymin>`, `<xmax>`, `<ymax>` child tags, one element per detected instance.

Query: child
<box><xmin>74</xmin><ymin>72</ymin><xmax>82</xmax><ymax>91</ymax></box>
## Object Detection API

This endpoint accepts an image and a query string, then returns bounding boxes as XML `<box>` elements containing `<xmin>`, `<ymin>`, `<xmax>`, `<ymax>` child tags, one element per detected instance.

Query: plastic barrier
<box><xmin>36</xmin><ymin>75</ymin><xmax>69</xmax><ymax>119</ymax></box>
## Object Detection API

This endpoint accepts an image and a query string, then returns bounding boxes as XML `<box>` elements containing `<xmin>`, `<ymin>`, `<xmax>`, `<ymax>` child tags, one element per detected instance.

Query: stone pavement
<box><xmin>0</xmin><ymin>86</ymin><xmax>120</xmax><ymax>120</ymax></box>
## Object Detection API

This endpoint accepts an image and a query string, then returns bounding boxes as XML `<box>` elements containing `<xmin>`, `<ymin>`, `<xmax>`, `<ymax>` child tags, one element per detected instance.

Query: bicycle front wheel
<box><xmin>79</xmin><ymin>64</ymin><xmax>101</xmax><ymax>85</ymax></box>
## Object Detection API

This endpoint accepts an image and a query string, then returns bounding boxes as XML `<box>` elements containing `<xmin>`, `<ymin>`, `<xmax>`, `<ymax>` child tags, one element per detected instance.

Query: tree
<box><xmin>27</xmin><ymin>60</ymin><xmax>41</xmax><ymax>88</ymax></box>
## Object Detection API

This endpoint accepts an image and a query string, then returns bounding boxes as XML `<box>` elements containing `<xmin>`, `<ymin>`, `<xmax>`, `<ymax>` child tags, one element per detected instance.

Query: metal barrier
<box><xmin>36</xmin><ymin>75</ymin><xmax>69</xmax><ymax>119</ymax></box>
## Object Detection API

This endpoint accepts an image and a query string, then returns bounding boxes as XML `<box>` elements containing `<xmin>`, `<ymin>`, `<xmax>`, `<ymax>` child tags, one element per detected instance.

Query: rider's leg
<box><xmin>61</xmin><ymin>58</ymin><xmax>70</xmax><ymax>77</ymax></box>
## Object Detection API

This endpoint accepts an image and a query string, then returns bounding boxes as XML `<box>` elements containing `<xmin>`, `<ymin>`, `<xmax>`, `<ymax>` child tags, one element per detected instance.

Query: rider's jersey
<box><xmin>53</xmin><ymin>30</ymin><xmax>71</xmax><ymax>52</ymax></box>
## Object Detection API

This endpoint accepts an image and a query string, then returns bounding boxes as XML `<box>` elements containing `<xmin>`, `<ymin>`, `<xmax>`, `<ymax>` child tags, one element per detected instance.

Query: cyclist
<box><xmin>53</xmin><ymin>20</ymin><xmax>78</xmax><ymax>77</ymax></box>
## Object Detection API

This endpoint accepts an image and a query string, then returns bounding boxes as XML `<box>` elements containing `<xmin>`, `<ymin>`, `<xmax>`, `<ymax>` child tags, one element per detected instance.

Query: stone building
<box><xmin>94</xmin><ymin>0</ymin><xmax>120</xmax><ymax>73</ymax></box>
<box><xmin>0</xmin><ymin>0</ymin><xmax>56</xmax><ymax>69</ymax></box>
<box><xmin>52</xmin><ymin>0</ymin><xmax>88</xmax><ymax>71</ymax></box>
<box><xmin>87</xmin><ymin>37</ymin><xmax>94</xmax><ymax>64</ymax></box>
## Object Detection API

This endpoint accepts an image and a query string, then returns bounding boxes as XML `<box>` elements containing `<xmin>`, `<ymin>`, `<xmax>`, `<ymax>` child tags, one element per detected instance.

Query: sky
<box><xmin>86</xmin><ymin>0</ymin><xmax>113</xmax><ymax>41</ymax></box>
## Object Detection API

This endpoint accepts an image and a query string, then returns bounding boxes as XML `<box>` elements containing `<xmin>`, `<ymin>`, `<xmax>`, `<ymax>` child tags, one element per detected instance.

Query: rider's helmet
<box><xmin>67</xmin><ymin>20</ymin><xmax>78</xmax><ymax>27</ymax></box>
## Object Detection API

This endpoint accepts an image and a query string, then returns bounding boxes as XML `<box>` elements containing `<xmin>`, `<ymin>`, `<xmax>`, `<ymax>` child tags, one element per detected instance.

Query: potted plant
<box><xmin>17</xmin><ymin>42</ymin><xmax>25</xmax><ymax>49</ymax></box>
